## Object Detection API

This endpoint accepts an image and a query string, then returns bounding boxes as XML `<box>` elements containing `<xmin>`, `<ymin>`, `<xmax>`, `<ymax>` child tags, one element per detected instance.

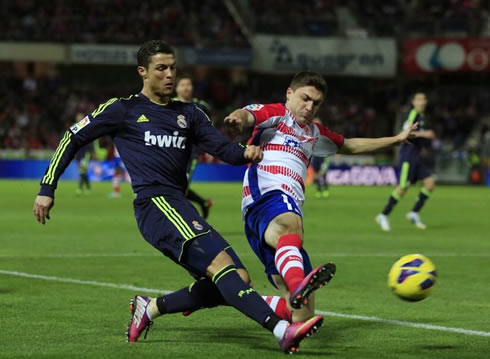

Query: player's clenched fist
<box><xmin>33</xmin><ymin>195</ymin><xmax>54</xmax><ymax>225</ymax></box>
<box><xmin>223</xmin><ymin>115</ymin><xmax>244</xmax><ymax>138</ymax></box>
<box><xmin>244</xmin><ymin>145</ymin><xmax>263</xmax><ymax>163</ymax></box>
<box><xmin>224</xmin><ymin>115</ymin><xmax>243</xmax><ymax>130</ymax></box>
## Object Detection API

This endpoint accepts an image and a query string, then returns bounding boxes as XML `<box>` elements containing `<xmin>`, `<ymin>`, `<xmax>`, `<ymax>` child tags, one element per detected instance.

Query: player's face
<box><xmin>139</xmin><ymin>53</ymin><xmax>176</xmax><ymax>98</ymax></box>
<box><xmin>286</xmin><ymin>86</ymin><xmax>324</xmax><ymax>124</ymax></box>
<box><xmin>412</xmin><ymin>93</ymin><xmax>428</xmax><ymax>113</ymax></box>
<box><xmin>176</xmin><ymin>78</ymin><xmax>193</xmax><ymax>101</ymax></box>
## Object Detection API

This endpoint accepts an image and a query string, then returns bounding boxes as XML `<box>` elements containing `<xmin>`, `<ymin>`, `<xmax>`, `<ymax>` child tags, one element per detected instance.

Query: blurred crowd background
<box><xmin>1</xmin><ymin>0</ymin><xmax>490</xmax><ymax>183</ymax></box>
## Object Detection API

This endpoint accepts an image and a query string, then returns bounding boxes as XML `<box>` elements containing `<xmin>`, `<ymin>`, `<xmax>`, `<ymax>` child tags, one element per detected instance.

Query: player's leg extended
<box><xmin>407</xmin><ymin>175</ymin><xmax>434</xmax><ymax>229</ymax></box>
<box><xmin>270</xmin><ymin>273</ymin><xmax>315</xmax><ymax>322</ymax></box>
<box><xmin>414</xmin><ymin>176</ymin><xmax>435</xmax><ymax>212</ymax></box>
<box><xmin>129</xmin><ymin>232</ymin><xmax>289</xmax><ymax>333</ymax></box>
<box><xmin>129</xmin><ymin>195</ymin><xmax>320</xmax><ymax>352</ymax></box>
<box><xmin>264</xmin><ymin>211</ymin><xmax>335</xmax><ymax>314</ymax></box>
<box><xmin>376</xmin><ymin>161</ymin><xmax>411</xmax><ymax>231</ymax></box>
<box><xmin>204</xmin><ymin>250</ymin><xmax>323</xmax><ymax>353</ymax></box>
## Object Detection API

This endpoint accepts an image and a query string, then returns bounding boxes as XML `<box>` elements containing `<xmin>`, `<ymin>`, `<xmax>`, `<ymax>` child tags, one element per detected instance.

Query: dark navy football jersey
<box><xmin>39</xmin><ymin>93</ymin><xmax>247</xmax><ymax>198</ymax></box>
<box><xmin>399</xmin><ymin>108</ymin><xmax>431</xmax><ymax>159</ymax></box>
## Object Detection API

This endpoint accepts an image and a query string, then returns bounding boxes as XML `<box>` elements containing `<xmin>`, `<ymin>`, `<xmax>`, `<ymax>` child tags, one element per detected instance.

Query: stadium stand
<box><xmin>1</xmin><ymin>0</ymin><xmax>489</xmax><ymax>183</ymax></box>
<box><xmin>0</xmin><ymin>0</ymin><xmax>249</xmax><ymax>47</ymax></box>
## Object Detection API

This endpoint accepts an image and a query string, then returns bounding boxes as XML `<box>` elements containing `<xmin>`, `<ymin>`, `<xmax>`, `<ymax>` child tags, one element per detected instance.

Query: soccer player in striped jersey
<box><xmin>224</xmin><ymin>71</ymin><xmax>417</xmax><ymax>323</ymax></box>
<box><xmin>33</xmin><ymin>40</ymin><xmax>323</xmax><ymax>354</ymax></box>
<box><xmin>376</xmin><ymin>92</ymin><xmax>436</xmax><ymax>231</ymax></box>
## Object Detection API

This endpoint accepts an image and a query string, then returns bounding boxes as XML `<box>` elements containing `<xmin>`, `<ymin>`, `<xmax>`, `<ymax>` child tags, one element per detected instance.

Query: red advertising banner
<box><xmin>403</xmin><ymin>38</ymin><xmax>490</xmax><ymax>73</ymax></box>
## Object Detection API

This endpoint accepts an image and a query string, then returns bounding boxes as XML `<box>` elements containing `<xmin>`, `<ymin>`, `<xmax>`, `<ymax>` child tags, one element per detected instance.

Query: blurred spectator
<box><xmin>0</xmin><ymin>0</ymin><xmax>249</xmax><ymax>48</ymax></box>
<box><xmin>349</xmin><ymin>0</ymin><xmax>489</xmax><ymax>36</ymax></box>
<box><xmin>250</xmin><ymin>0</ymin><xmax>339</xmax><ymax>36</ymax></box>
<box><xmin>1</xmin><ymin>65</ymin><xmax>489</xmax><ymax>162</ymax></box>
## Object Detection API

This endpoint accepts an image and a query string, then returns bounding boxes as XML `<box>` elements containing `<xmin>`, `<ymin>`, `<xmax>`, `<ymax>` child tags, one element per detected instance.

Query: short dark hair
<box><xmin>176</xmin><ymin>74</ymin><xmax>193</xmax><ymax>87</ymax></box>
<box><xmin>411</xmin><ymin>91</ymin><xmax>426</xmax><ymax>101</ymax></box>
<box><xmin>289</xmin><ymin>72</ymin><xmax>327</xmax><ymax>96</ymax></box>
<box><xmin>137</xmin><ymin>40</ymin><xmax>175</xmax><ymax>68</ymax></box>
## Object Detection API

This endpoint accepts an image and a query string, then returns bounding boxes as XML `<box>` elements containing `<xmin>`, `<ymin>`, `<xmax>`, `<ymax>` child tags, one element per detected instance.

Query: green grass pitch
<box><xmin>1</xmin><ymin>179</ymin><xmax>489</xmax><ymax>358</ymax></box>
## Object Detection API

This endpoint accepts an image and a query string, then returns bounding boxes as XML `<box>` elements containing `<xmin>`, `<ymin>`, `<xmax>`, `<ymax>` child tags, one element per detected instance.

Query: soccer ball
<box><xmin>388</xmin><ymin>254</ymin><xmax>437</xmax><ymax>302</ymax></box>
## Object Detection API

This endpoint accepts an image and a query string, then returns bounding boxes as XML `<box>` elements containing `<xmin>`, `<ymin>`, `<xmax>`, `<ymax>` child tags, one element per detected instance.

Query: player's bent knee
<box><xmin>396</xmin><ymin>187</ymin><xmax>407</xmax><ymax>197</ymax></box>
<box><xmin>206</xmin><ymin>250</ymin><xmax>234</xmax><ymax>278</ymax></box>
<box><xmin>264</xmin><ymin>212</ymin><xmax>303</xmax><ymax>248</ymax></box>
<box><xmin>424</xmin><ymin>177</ymin><xmax>435</xmax><ymax>191</ymax></box>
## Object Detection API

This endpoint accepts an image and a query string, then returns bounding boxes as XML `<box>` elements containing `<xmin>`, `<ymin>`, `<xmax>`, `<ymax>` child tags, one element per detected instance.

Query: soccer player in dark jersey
<box><xmin>32</xmin><ymin>40</ymin><xmax>320</xmax><ymax>354</ymax></box>
<box><xmin>376</xmin><ymin>92</ymin><xmax>436</xmax><ymax>231</ymax></box>
<box><xmin>173</xmin><ymin>75</ymin><xmax>213</xmax><ymax>218</ymax></box>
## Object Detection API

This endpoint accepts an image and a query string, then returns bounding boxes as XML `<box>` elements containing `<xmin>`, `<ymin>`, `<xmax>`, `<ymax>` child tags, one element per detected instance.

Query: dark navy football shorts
<box><xmin>244</xmin><ymin>190</ymin><xmax>312</xmax><ymax>287</ymax></box>
<box><xmin>133</xmin><ymin>192</ymin><xmax>244</xmax><ymax>279</ymax></box>
<box><xmin>398</xmin><ymin>155</ymin><xmax>432</xmax><ymax>189</ymax></box>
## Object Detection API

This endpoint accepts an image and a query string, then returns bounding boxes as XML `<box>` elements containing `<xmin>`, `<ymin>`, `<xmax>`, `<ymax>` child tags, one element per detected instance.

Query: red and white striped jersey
<box><xmin>241</xmin><ymin>103</ymin><xmax>344</xmax><ymax>215</ymax></box>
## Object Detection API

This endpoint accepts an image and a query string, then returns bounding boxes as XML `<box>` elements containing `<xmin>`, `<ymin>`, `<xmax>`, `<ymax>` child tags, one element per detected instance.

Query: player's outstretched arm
<box><xmin>340</xmin><ymin>122</ymin><xmax>418</xmax><ymax>154</ymax></box>
<box><xmin>34</xmin><ymin>99</ymin><xmax>125</xmax><ymax>224</ymax></box>
<box><xmin>411</xmin><ymin>129</ymin><xmax>436</xmax><ymax>139</ymax></box>
<box><xmin>33</xmin><ymin>195</ymin><xmax>54</xmax><ymax>225</ymax></box>
<box><xmin>224</xmin><ymin>109</ymin><xmax>255</xmax><ymax>135</ymax></box>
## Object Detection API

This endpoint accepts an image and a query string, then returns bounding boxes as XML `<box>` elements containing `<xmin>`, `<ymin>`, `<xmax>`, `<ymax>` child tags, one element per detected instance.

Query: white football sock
<box><xmin>273</xmin><ymin>320</ymin><xmax>289</xmax><ymax>341</ymax></box>
<box><xmin>145</xmin><ymin>298</ymin><xmax>160</xmax><ymax>320</ymax></box>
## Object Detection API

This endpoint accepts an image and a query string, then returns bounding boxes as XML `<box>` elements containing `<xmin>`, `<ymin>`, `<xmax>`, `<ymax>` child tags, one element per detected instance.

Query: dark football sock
<box><xmin>212</xmin><ymin>265</ymin><xmax>281</xmax><ymax>332</ymax></box>
<box><xmin>412</xmin><ymin>188</ymin><xmax>431</xmax><ymax>212</ymax></box>
<box><xmin>156</xmin><ymin>278</ymin><xmax>226</xmax><ymax>314</ymax></box>
<box><xmin>382</xmin><ymin>191</ymin><xmax>400</xmax><ymax>215</ymax></box>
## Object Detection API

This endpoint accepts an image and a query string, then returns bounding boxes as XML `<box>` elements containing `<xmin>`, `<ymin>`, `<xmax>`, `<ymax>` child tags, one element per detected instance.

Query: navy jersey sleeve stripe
<box><xmin>39</xmin><ymin>98</ymin><xmax>126</xmax><ymax>197</ymax></box>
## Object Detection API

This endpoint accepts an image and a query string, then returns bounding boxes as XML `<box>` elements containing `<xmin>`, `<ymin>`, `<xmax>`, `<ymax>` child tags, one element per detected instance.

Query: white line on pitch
<box><xmin>0</xmin><ymin>269</ymin><xmax>170</xmax><ymax>295</ymax></box>
<box><xmin>1</xmin><ymin>269</ymin><xmax>489</xmax><ymax>338</ymax></box>
<box><xmin>0</xmin><ymin>253</ymin><xmax>489</xmax><ymax>258</ymax></box>
<box><xmin>315</xmin><ymin>310</ymin><xmax>490</xmax><ymax>337</ymax></box>
<box><xmin>0</xmin><ymin>253</ymin><xmax>161</xmax><ymax>258</ymax></box>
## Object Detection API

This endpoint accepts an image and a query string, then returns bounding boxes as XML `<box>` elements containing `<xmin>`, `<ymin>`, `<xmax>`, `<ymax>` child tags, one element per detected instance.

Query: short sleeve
<box><xmin>312</xmin><ymin>122</ymin><xmax>344</xmax><ymax>157</ymax></box>
<box><xmin>242</xmin><ymin>103</ymin><xmax>286</xmax><ymax>127</ymax></box>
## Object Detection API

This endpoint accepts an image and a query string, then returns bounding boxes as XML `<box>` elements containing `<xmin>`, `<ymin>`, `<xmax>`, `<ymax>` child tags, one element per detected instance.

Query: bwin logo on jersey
<box><xmin>284</xmin><ymin>137</ymin><xmax>299</xmax><ymax>148</ymax></box>
<box><xmin>145</xmin><ymin>131</ymin><xmax>186</xmax><ymax>149</ymax></box>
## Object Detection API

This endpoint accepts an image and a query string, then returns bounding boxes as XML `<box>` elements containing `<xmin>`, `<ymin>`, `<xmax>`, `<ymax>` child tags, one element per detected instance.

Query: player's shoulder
<box><xmin>312</xmin><ymin>122</ymin><xmax>344</xmax><ymax>145</ymax></box>
<box><xmin>312</xmin><ymin>121</ymin><xmax>332</xmax><ymax>135</ymax></box>
<box><xmin>243</xmin><ymin>103</ymin><xmax>286</xmax><ymax>115</ymax></box>
<box><xmin>91</xmin><ymin>94</ymin><xmax>139</xmax><ymax>118</ymax></box>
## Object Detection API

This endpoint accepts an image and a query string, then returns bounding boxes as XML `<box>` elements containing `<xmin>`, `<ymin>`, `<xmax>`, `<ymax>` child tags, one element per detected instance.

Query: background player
<box><xmin>108</xmin><ymin>145</ymin><xmax>130</xmax><ymax>198</ymax></box>
<box><xmin>311</xmin><ymin>117</ymin><xmax>331</xmax><ymax>198</ymax></box>
<box><xmin>74</xmin><ymin>112</ymin><xmax>93</xmax><ymax>196</ymax></box>
<box><xmin>224</xmin><ymin>71</ymin><xmax>418</xmax><ymax>323</ymax></box>
<box><xmin>173</xmin><ymin>74</ymin><xmax>213</xmax><ymax>218</ymax></box>
<box><xmin>33</xmin><ymin>40</ymin><xmax>321</xmax><ymax>354</ymax></box>
<box><xmin>311</xmin><ymin>155</ymin><xmax>330</xmax><ymax>198</ymax></box>
<box><xmin>376</xmin><ymin>92</ymin><xmax>436</xmax><ymax>231</ymax></box>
